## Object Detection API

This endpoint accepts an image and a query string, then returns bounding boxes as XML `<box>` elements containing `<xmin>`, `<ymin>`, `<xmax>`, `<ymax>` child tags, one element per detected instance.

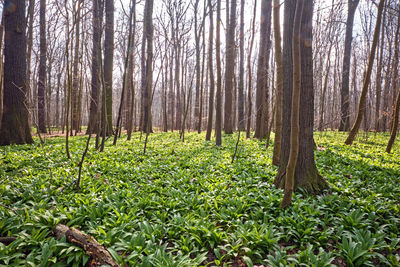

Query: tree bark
<box><xmin>37</xmin><ymin>0</ymin><xmax>47</xmax><ymax>133</ymax></box>
<box><xmin>205</xmin><ymin>0</ymin><xmax>215</xmax><ymax>141</ymax></box>
<box><xmin>0</xmin><ymin>0</ymin><xmax>33</xmax><ymax>145</ymax></box>
<box><xmin>254</xmin><ymin>0</ymin><xmax>272</xmax><ymax>139</ymax></box>
<box><xmin>215</xmin><ymin>0</ymin><xmax>223</xmax><ymax>145</ymax></box>
<box><xmin>223</xmin><ymin>0</ymin><xmax>237</xmax><ymax>134</ymax></box>
<box><xmin>104</xmin><ymin>0</ymin><xmax>114</xmax><ymax>135</ymax></box>
<box><xmin>237</xmin><ymin>0</ymin><xmax>245</xmax><ymax>131</ymax></box>
<box><xmin>345</xmin><ymin>0</ymin><xmax>384</xmax><ymax>145</ymax></box>
<box><xmin>272</xmin><ymin>0</ymin><xmax>283</xmax><ymax>166</ymax></box>
<box><xmin>54</xmin><ymin>224</ymin><xmax>118</xmax><ymax>267</ymax></box>
<box><xmin>339</xmin><ymin>0</ymin><xmax>360</xmax><ymax>131</ymax></box>
<box><xmin>274</xmin><ymin>0</ymin><xmax>328</xmax><ymax>197</ymax></box>
<box><xmin>88</xmin><ymin>0</ymin><xmax>103</xmax><ymax>135</ymax></box>
<box><xmin>72</xmin><ymin>0</ymin><xmax>82</xmax><ymax>133</ymax></box>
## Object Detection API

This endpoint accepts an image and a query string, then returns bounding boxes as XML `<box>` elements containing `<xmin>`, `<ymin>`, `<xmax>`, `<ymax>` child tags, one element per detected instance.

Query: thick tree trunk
<box><xmin>0</xmin><ymin>0</ymin><xmax>33</xmax><ymax>145</ymax></box>
<box><xmin>37</xmin><ymin>0</ymin><xmax>47</xmax><ymax>133</ymax></box>
<box><xmin>272</xmin><ymin>0</ymin><xmax>283</xmax><ymax>166</ymax></box>
<box><xmin>339</xmin><ymin>0</ymin><xmax>360</xmax><ymax>131</ymax></box>
<box><xmin>254</xmin><ymin>0</ymin><xmax>272</xmax><ymax>139</ymax></box>
<box><xmin>205</xmin><ymin>0</ymin><xmax>215</xmax><ymax>141</ymax></box>
<box><xmin>223</xmin><ymin>0</ymin><xmax>237</xmax><ymax>134</ymax></box>
<box><xmin>274</xmin><ymin>0</ymin><xmax>328</xmax><ymax>196</ymax></box>
<box><xmin>345</xmin><ymin>0</ymin><xmax>384</xmax><ymax>145</ymax></box>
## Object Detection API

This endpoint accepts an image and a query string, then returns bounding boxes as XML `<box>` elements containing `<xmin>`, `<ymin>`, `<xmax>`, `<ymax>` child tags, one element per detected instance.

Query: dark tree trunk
<box><xmin>72</xmin><ymin>1</ymin><xmax>82</xmax><ymax>133</ymax></box>
<box><xmin>37</xmin><ymin>0</ymin><xmax>47</xmax><ymax>133</ymax></box>
<box><xmin>215</xmin><ymin>0</ymin><xmax>222</xmax><ymax>145</ymax></box>
<box><xmin>223</xmin><ymin>0</ymin><xmax>237</xmax><ymax>134</ymax></box>
<box><xmin>205</xmin><ymin>0</ymin><xmax>215</xmax><ymax>141</ymax></box>
<box><xmin>237</xmin><ymin>0</ymin><xmax>245</xmax><ymax>131</ymax></box>
<box><xmin>274</xmin><ymin>0</ymin><xmax>328</xmax><ymax>195</ymax></box>
<box><xmin>339</xmin><ymin>0</ymin><xmax>360</xmax><ymax>131</ymax></box>
<box><xmin>0</xmin><ymin>0</ymin><xmax>33</xmax><ymax>145</ymax></box>
<box><xmin>142</xmin><ymin>0</ymin><xmax>153</xmax><ymax>134</ymax></box>
<box><xmin>254</xmin><ymin>0</ymin><xmax>272</xmax><ymax>139</ymax></box>
<box><xmin>103</xmin><ymin>0</ymin><xmax>114</xmax><ymax>135</ymax></box>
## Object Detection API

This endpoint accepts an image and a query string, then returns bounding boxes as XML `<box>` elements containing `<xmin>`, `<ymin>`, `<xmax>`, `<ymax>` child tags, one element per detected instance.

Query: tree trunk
<box><xmin>72</xmin><ymin>0</ymin><xmax>82</xmax><ymax>133</ymax></box>
<box><xmin>205</xmin><ymin>0</ymin><xmax>215</xmax><ymax>141</ymax></box>
<box><xmin>272</xmin><ymin>0</ymin><xmax>283</xmax><ymax>166</ymax></box>
<box><xmin>88</xmin><ymin>0</ymin><xmax>103</xmax><ymax>135</ymax></box>
<box><xmin>375</xmin><ymin>5</ymin><xmax>386</xmax><ymax>132</ymax></box>
<box><xmin>254</xmin><ymin>0</ymin><xmax>272</xmax><ymax>139</ymax></box>
<box><xmin>339</xmin><ymin>0</ymin><xmax>360</xmax><ymax>131</ymax></box>
<box><xmin>26</xmin><ymin>0</ymin><xmax>35</xmax><ymax>128</ymax></box>
<box><xmin>142</xmin><ymin>0</ymin><xmax>153</xmax><ymax>135</ymax></box>
<box><xmin>280</xmin><ymin>0</ymin><xmax>303</xmax><ymax>209</ymax></box>
<box><xmin>37</xmin><ymin>0</ymin><xmax>47</xmax><ymax>133</ymax></box>
<box><xmin>246</xmin><ymin>0</ymin><xmax>257</xmax><ymax>139</ymax></box>
<box><xmin>274</xmin><ymin>0</ymin><xmax>328</xmax><ymax>198</ymax></box>
<box><xmin>345</xmin><ymin>0</ymin><xmax>384</xmax><ymax>145</ymax></box>
<box><xmin>0</xmin><ymin>0</ymin><xmax>33</xmax><ymax>145</ymax></box>
<box><xmin>215</xmin><ymin>0</ymin><xmax>223</xmax><ymax>145</ymax></box>
<box><xmin>237</xmin><ymin>0</ymin><xmax>245</xmax><ymax>131</ymax></box>
<box><xmin>223</xmin><ymin>0</ymin><xmax>237</xmax><ymax>134</ymax></box>
<box><xmin>104</xmin><ymin>0</ymin><xmax>114</xmax><ymax>135</ymax></box>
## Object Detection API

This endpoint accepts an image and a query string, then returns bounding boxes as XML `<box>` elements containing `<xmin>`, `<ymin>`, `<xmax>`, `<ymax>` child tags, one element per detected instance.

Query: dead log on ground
<box><xmin>54</xmin><ymin>224</ymin><xmax>118</xmax><ymax>267</ymax></box>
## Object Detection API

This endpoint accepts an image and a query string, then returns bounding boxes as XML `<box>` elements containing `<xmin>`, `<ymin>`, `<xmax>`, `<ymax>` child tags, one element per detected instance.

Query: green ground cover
<box><xmin>0</xmin><ymin>132</ymin><xmax>399</xmax><ymax>266</ymax></box>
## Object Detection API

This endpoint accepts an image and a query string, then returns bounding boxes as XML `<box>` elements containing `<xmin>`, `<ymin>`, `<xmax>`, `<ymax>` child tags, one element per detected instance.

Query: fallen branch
<box><xmin>54</xmin><ymin>224</ymin><xmax>118</xmax><ymax>267</ymax></box>
<box><xmin>0</xmin><ymin>236</ymin><xmax>16</xmax><ymax>245</ymax></box>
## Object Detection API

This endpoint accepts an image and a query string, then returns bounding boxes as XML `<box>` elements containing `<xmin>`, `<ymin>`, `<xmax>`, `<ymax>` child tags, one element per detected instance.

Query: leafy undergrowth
<box><xmin>0</xmin><ymin>131</ymin><xmax>399</xmax><ymax>266</ymax></box>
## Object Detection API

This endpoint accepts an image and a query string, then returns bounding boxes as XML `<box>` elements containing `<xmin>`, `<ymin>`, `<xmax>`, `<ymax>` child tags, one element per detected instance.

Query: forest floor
<box><xmin>0</xmin><ymin>131</ymin><xmax>399</xmax><ymax>266</ymax></box>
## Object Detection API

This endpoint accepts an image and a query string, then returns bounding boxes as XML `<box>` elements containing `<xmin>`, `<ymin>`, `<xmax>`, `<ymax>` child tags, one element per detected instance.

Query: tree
<box><xmin>0</xmin><ymin>0</ymin><xmax>33</xmax><ymax>145</ymax></box>
<box><xmin>274</xmin><ymin>0</ymin><xmax>328</xmax><ymax>206</ymax></box>
<box><xmin>37</xmin><ymin>0</ymin><xmax>47</xmax><ymax>133</ymax></box>
<box><xmin>103</xmin><ymin>0</ymin><xmax>114</xmax><ymax>135</ymax></box>
<box><xmin>87</xmin><ymin>0</ymin><xmax>103</xmax><ymax>135</ymax></box>
<box><xmin>272</xmin><ymin>0</ymin><xmax>283</xmax><ymax>166</ymax></box>
<box><xmin>254</xmin><ymin>0</ymin><xmax>272</xmax><ymax>139</ymax></box>
<box><xmin>223</xmin><ymin>0</ymin><xmax>237</xmax><ymax>134</ymax></box>
<box><xmin>237</xmin><ymin>0</ymin><xmax>245</xmax><ymax>131</ymax></box>
<box><xmin>339</xmin><ymin>0</ymin><xmax>360</xmax><ymax>131</ymax></box>
<box><xmin>205</xmin><ymin>0</ymin><xmax>215</xmax><ymax>141</ymax></box>
<box><xmin>215</xmin><ymin>0</ymin><xmax>222</xmax><ymax>145</ymax></box>
<box><xmin>71</xmin><ymin>0</ymin><xmax>83</xmax><ymax>133</ymax></box>
<box><xmin>142</xmin><ymin>0</ymin><xmax>154</xmax><ymax>134</ymax></box>
<box><xmin>345</xmin><ymin>0</ymin><xmax>385</xmax><ymax>145</ymax></box>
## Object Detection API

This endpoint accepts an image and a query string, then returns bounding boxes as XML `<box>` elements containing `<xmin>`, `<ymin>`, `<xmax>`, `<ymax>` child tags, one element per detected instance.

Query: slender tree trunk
<box><xmin>339</xmin><ymin>0</ymin><xmax>360</xmax><ymax>131</ymax></box>
<box><xmin>26</xmin><ymin>0</ymin><xmax>34</xmax><ymax>127</ymax></box>
<box><xmin>224</xmin><ymin>0</ymin><xmax>237</xmax><ymax>134</ymax></box>
<box><xmin>345</xmin><ymin>0</ymin><xmax>384</xmax><ymax>145</ymax></box>
<box><xmin>272</xmin><ymin>0</ymin><xmax>283</xmax><ymax>165</ymax></box>
<box><xmin>246</xmin><ymin>0</ymin><xmax>257</xmax><ymax>139</ymax></box>
<box><xmin>215</xmin><ymin>0</ymin><xmax>223</xmax><ymax>145</ymax></box>
<box><xmin>0</xmin><ymin>0</ymin><xmax>33</xmax><ymax>145</ymax></box>
<box><xmin>104</xmin><ymin>0</ymin><xmax>114</xmax><ymax>135</ymax></box>
<box><xmin>37</xmin><ymin>0</ymin><xmax>47</xmax><ymax>133</ymax></box>
<box><xmin>237</xmin><ymin>0</ymin><xmax>245</xmax><ymax>131</ymax></box>
<box><xmin>72</xmin><ymin>0</ymin><xmax>82</xmax><ymax>133</ymax></box>
<box><xmin>205</xmin><ymin>0</ymin><xmax>215</xmax><ymax>141</ymax></box>
<box><xmin>88</xmin><ymin>0</ymin><xmax>103</xmax><ymax>134</ymax></box>
<box><xmin>375</xmin><ymin>5</ymin><xmax>386</xmax><ymax>132</ymax></box>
